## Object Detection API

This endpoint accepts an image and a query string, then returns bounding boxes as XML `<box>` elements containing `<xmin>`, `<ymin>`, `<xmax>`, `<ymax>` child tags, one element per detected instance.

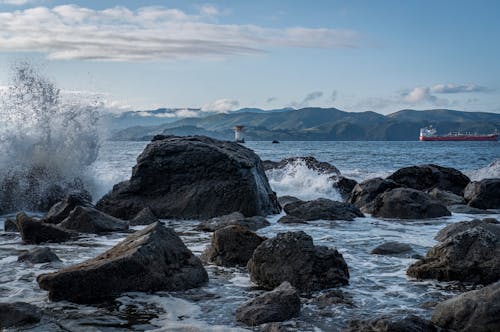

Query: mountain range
<box><xmin>109</xmin><ymin>108</ymin><xmax>500</xmax><ymax>141</ymax></box>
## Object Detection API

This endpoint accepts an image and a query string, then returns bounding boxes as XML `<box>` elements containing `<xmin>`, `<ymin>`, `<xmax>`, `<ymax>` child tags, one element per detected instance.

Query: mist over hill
<box><xmin>110</xmin><ymin>108</ymin><xmax>500</xmax><ymax>141</ymax></box>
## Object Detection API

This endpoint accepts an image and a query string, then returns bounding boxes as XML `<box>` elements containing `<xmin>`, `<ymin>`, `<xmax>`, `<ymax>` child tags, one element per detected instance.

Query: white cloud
<box><xmin>0</xmin><ymin>0</ymin><xmax>39</xmax><ymax>6</ymax></box>
<box><xmin>289</xmin><ymin>91</ymin><xmax>324</xmax><ymax>108</ymax></box>
<box><xmin>431</xmin><ymin>83</ymin><xmax>490</xmax><ymax>94</ymax></box>
<box><xmin>402</xmin><ymin>87</ymin><xmax>434</xmax><ymax>103</ymax></box>
<box><xmin>0</xmin><ymin>5</ymin><xmax>361</xmax><ymax>61</ymax></box>
<box><xmin>201</xmin><ymin>98</ymin><xmax>239</xmax><ymax>113</ymax></box>
<box><xmin>199</xmin><ymin>4</ymin><xmax>219</xmax><ymax>17</ymax></box>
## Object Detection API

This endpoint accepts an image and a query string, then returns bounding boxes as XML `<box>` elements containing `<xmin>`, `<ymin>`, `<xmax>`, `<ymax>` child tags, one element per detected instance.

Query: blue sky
<box><xmin>0</xmin><ymin>0</ymin><xmax>499</xmax><ymax>114</ymax></box>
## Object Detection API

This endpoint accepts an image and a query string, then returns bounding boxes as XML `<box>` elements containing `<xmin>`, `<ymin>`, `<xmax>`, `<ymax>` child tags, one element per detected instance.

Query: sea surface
<box><xmin>1</xmin><ymin>140</ymin><xmax>499</xmax><ymax>331</ymax></box>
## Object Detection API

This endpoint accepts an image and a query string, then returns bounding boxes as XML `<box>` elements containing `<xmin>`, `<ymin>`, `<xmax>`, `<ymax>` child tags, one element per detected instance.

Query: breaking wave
<box><xmin>469</xmin><ymin>159</ymin><xmax>500</xmax><ymax>181</ymax></box>
<box><xmin>0</xmin><ymin>62</ymin><xmax>102</xmax><ymax>213</ymax></box>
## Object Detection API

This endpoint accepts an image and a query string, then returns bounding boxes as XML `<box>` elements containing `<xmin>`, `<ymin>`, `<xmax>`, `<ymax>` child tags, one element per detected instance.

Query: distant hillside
<box><xmin>110</xmin><ymin>108</ymin><xmax>500</xmax><ymax>141</ymax></box>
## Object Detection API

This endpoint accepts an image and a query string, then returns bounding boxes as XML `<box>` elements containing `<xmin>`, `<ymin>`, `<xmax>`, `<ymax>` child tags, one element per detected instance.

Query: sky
<box><xmin>0</xmin><ymin>0</ymin><xmax>499</xmax><ymax>115</ymax></box>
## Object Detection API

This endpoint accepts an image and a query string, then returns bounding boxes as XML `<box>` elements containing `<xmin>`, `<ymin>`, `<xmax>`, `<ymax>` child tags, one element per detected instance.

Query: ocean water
<box><xmin>1</xmin><ymin>140</ymin><xmax>499</xmax><ymax>331</ymax></box>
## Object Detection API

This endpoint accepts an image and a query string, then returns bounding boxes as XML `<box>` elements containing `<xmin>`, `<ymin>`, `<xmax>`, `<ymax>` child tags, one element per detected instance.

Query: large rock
<box><xmin>16</xmin><ymin>212</ymin><xmax>73</xmax><ymax>244</ymax></box>
<box><xmin>428</xmin><ymin>188</ymin><xmax>465</xmax><ymax>206</ymax></box>
<box><xmin>4</xmin><ymin>218</ymin><xmax>18</xmax><ymax>232</ymax></box>
<box><xmin>41</xmin><ymin>193</ymin><xmax>92</xmax><ymax>224</ymax></box>
<box><xmin>96</xmin><ymin>136</ymin><xmax>280</xmax><ymax>220</ymax></box>
<box><xmin>235</xmin><ymin>282</ymin><xmax>301</xmax><ymax>326</ymax></box>
<box><xmin>407</xmin><ymin>220</ymin><xmax>500</xmax><ymax>284</ymax></box>
<box><xmin>0</xmin><ymin>302</ymin><xmax>42</xmax><ymax>329</ymax></box>
<box><xmin>333</xmin><ymin>176</ymin><xmax>358</xmax><ymax>200</ymax></box>
<box><xmin>197</xmin><ymin>212</ymin><xmax>270</xmax><ymax>232</ymax></box>
<box><xmin>129</xmin><ymin>207</ymin><xmax>160</xmax><ymax>226</ymax></box>
<box><xmin>262</xmin><ymin>156</ymin><xmax>340</xmax><ymax>175</ymax></box>
<box><xmin>432</xmin><ymin>281</ymin><xmax>500</xmax><ymax>332</ymax></box>
<box><xmin>387</xmin><ymin>164</ymin><xmax>470</xmax><ymax>195</ymax></box>
<box><xmin>37</xmin><ymin>222</ymin><xmax>208</xmax><ymax>303</ymax></box>
<box><xmin>18</xmin><ymin>247</ymin><xmax>61</xmax><ymax>264</ymax></box>
<box><xmin>202</xmin><ymin>225</ymin><xmax>265</xmax><ymax>267</ymax></box>
<box><xmin>347</xmin><ymin>178</ymin><xmax>401</xmax><ymax>211</ymax></box>
<box><xmin>283</xmin><ymin>198</ymin><xmax>363</xmax><ymax>221</ymax></box>
<box><xmin>371</xmin><ymin>188</ymin><xmax>451</xmax><ymax>219</ymax></box>
<box><xmin>344</xmin><ymin>315</ymin><xmax>437</xmax><ymax>332</ymax></box>
<box><xmin>371</xmin><ymin>242</ymin><xmax>412</xmax><ymax>255</ymax></box>
<box><xmin>464</xmin><ymin>178</ymin><xmax>500</xmax><ymax>209</ymax></box>
<box><xmin>247</xmin><ymin>231</ymin><xmax>349</xmax><ymax>291</ymax></box>
<box><xmin>277</xmin><ymin>196</ymin><xmax>303</xmax><ymax>208</ymax></box>
<box><xmin>448</xmin><ymin>204</ymin><xmax>491</xmax><ymax>214</ymax></box>
<box><xmin>58</xmin><ymin>206</ymin><xmax>129</xmax><ymax>234</ymax></box>
<box><xmin>434</xmin><ymin>219</ymin><xmax>499</xmax><ymax>242</ymax></box>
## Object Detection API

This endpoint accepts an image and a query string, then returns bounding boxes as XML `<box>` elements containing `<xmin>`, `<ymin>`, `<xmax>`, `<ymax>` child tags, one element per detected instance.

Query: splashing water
<box><xmin>468</xmin><ymin>159</ymin><xmax>500</xmax><ymax>181</ymax></box>
<box><xmin>0</xmin><ymin>62</ymin><xmax>101</xmax><ymax>213</ymax></box>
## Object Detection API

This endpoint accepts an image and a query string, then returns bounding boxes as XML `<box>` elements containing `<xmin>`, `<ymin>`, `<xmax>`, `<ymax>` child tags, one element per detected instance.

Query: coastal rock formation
<box><xmin>407</xmin><ymin>220</ymin><xmax>500</xmax><ymax>284</ymax></box>
<box><xmin>371</xmin><ymin>242</ymin><xmax>412</xmax><ymax>255</ymax></box>
<box><xmin>4</xmin><ymin>218</ymin><xmax>18</xmax><ymax>232</ymax></box>
<box><xmin>333</xmin><ymin>176</ymin><xmax>358</xmax><ymax>200</ymax></box>
<box><xmin>0</xmin><ymin>302</ymin><xmax>42</xmax><ymax>329</ymax></box>
<box><xmin>277</xmin><ymin>215</ymin><xmax>307</xmax><ymax>224</ymax></box>
<box><xmin>344</xmin><ymin>315</ymin><xmax>437</xmax><ymax>332</ymax></box>
<box><xmin>262</xmin><ymin>156</ymin><xmax>340</xmax><ymax>175</ymax></box>
<box><xmin>427</xmin><ymin>188</ymin><xmax>465</xmax><ymax>206</ymax></box>
<box><xmin>387</xmin><ymin>164</ymin><xmax>470</xmax><ymax>195</ymax></box>
<box><xmin>37</xmin><ymin>222</ymin><xmax>208</xmax><ymax>303</ymax></box>
<box><xmin>16</xmin><ymin>212</ymin><xmax>73</xmax><ymax>244</ymax></box>
<box><xmin>197</xmin><ymin>212</ymin><xmax>270</xmax><ymax>232</ymax></box>
<box><xmin>432</xmin><ymin>281</ymin><xmax>500</xmax><ymax>332</ymax></box>
<box><xmin>434</xmin><ymin>218</ymin><xmax>498</xmax><ymax>241</ymax></box>
<box><xmin>235</xmin><ymin>282</ymin><xmax>301</xmax><ymax>326</ymax></box>
<box><xmin>96</xmin><ymin>135</ymin><xmax>280</xmax><ymax>220</ymax></box>
<box><xmin>59</xmin><ymin>206</ymin><xmax>129</xmax><ymax>234</ymax></box>
<box><xmin>447</xmin><ymin>204</ymin><xmax>491</xmax><ymax>214</ymax></box>
<box><xmin>129</xmin><ymin>207</ymin><xmax>159</xmax><ymax>226</ymax></box>
<box><xmin>347</xmin><ymin>178</ymin><xmax>401</xmax><ymax>212</ymax></box>
<box><xmin>18</xmin><ymin>247</ymin><xmax>61</xmax><ymax>264</ymax></box>
<box><xmin>278</xmin><ymin>196</ymin><xmax>302</xmax><ymax>208</ymax></box>
<box><xmin>202</xmin><ymin>225</ymin><xmax>264</xmax><ymax>267</ymax></box>
<box><xmin>247</xmin><ymin>231</ymin><xmax>349</xmax><ymax>291</ymax></box>
<box><xmin>41</xmin><ymin>193</ymin><xmax>92</xmax><ymax>224</ymax></box>
<box><xmin>371</xmin><ymin>188</ymin><xmax>451</xmax><ymax>219</ymax></box>
<box><xmin>464</xmin><ymin>178</ymin><xmax>500</xmax><ymax>209</ymax></box>
<box><xmin>283</xmin><ymin>198</ymin><xmax>363</xmax><ymax>221</ymax></box>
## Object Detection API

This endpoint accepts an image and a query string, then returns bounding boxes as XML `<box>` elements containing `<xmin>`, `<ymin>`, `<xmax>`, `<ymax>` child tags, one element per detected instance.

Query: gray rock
<box><xmin>312</xmin><ymin>289</ymin><xmax>355</xmax><ymax>308</ymax></box>
<box><xmin>202</xmin><ymin>225</ymin><xmax>264</xmax><ymax>267</ymax></box>
<box><xmin>262</xmin><ymin>156</ymin><xmax>340</xmax><ymax>175</ymax></box>
<box><xmin>0</xmin><ymin>302</ymin><xmax>42</xmax><ymax>329</ymax></box>
<box><xmin>344</xmin><ymin>315</ymin><xmax>437</xmax><ymax>332</ymax></box>
<box><xmin>428</xmin><ymin>188</ymin><xmax>465</xmax><ymax>206</ymax></box>
<box><xmin>347</xmin><ymin>178</ymin><xmax>401</xmax><ymax>210</ymax></box>
<box><xmin>332</xmin><ymin>176</ymin><xmax>358</xmax><ymax>200</ymax></box>
<box><xmin>277</xmin><ymin>215</ymin><xmax>308</xmax><ymax>224</ymax></box>
<box><xmin>197</xmin><ymin>212</ymin><xmax>270</xmax><ymax>232</ymax></box>
<box><xmin>432</xmin><ymin>281</ymin><xmax>500</xmax><ymax>332</ymax></box>
<box><xmin>18</xmin><ymin>247</ymin><xmax>61</xmax><ymax>264</ymax></box>
<box><xmin>4</xmin><ymin>218</ymin><xmax>18</xmax><ymax>232</ymax></box>
<box><xmin>371</xmin><ymin>242</ymin><xmax>412</xmax><ymax>255</ymax></box>
<box><xmin>448</xmin><ymin>204</ymin><xmax>490</xmax><ymax>214</ymax></box>
<box><xmin>16</xmin><ymin>212</ymin><xmax>73</xmax><ymax>244</ymax></box>
<box><xmin>129</xmin><ymin>207</ymin><xmax>159</xmax><ymax>226</ymax></box>
<box><xmin>284</xmin><ymin>198</ymin><xmax>363</xmax><ymax>221</ymax></box>
<box><xmin>96</xmin><ymin>136</ymin><xmax>280</xmax><ymax>220</ymax></box>
<box><xmin>235</xmin><ymin>282</ymin><xmax>301</xmax><ymax>326</ymax></box>
<box><xmin>464</xmin><ymin>178</ymin><xmax>500</xmax><ymax>209</ymax></box>
<box><xmin>371</xmin><ymin>188</ymin><xmax>451</xmax><ymax>219</ymax></box>
<box><xmin>59</xmin><ymin>206</ymin><xmax>129</xmax><ymax>234</ymax></box>
<box><xmin>247</xmin><ymin>231</ymin><xmax>349</xmax><ymax>291</ymax></box>
<box><xmin>278</xmin><ymin>196</ymin><xmax>303</xmax><ymax>208</ymax></box>
<box><xmin>435</xmin><ymin>219</ymin><xmax>499</xmax><ymax>242</ymax></box>
<box><xmin>41</xmin><ymin>193</ymin><xmax>92</xmax><ymax>224</ymax></box>
<box><xmin>37</xmin><ymin>222</ymin><xmax>208</xmax><ymax>303</ymax></box>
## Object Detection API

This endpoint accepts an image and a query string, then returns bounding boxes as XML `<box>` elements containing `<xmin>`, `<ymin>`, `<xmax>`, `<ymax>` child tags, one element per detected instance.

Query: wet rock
<box><xmin>16</xmin><ymin>212</ymin><xmax>73</xmax><ymax>244</ymax></box>
<box><xmin>434</xmin><ymin>219</ymin><xmax>499</xmax><ymax>242</ymax></box>
<box><xmin>96</xmin><ymin>136</ymin><xmax>280</xmax><ymax>220</ymax></box>
<box><xmin>344</xmin><ymin>315</ymin><xmax>437</xmax><ymax>332</ymax></box>
<box><xmin>247</xmin><ymin>231</ymin><xmax>349</xmax><ymax>291</ymax></box>
<box><xmin>129</xmin><ymin>207</ymin><xmax>160</xmax><ymax>226</ymax></box>
<box><xmin>261</xmin><ymin>322</ymin><xmax>291</xmax><ymax>332</ymax></box>
<box><xmin>235</xmin><ymin>282</ymin><xmax>301</xmax><ymax>326</ymax></box>
<box><xmin>0</xmin><ymin>302</ymin><xmax>42</xmax><ymax>329</ymax></box>
<box><xmin>277</xmin><ymin>215</ymin><xmax>308</xmax><ymax>224</ymax></box>
<box><xmin>41</xmin><ymin>193</ymin><xmax>92</xmax><ymax>224</ymax></box>
<box><xmin>312</xmin><ymin>289</ymin><xmax>355</xmax><ymax>308</ymax></box>
<box><xmin>333</xmin><ymin>176</ymin><xmax>358</xmax><ymax>200</ymax></box>
<box><xmin>197</xmin><ymin>212</ymin><xmax>270</xmax><ymax>232</ymax></box>
<box><xmin>262</xmin><ymin>156</ymin><xmax>340</xmax><ymax>175</ymax></box>
<box><xmin>428</xmin><ymin>188</ymin><xmax>465</xmax><ymax>206</ymax></box>
<box><xmin>37</xmin><ymin>222</ymin><xmax>208</xmax><ymax>303</ymax></box>
<box><xmin>278</xmin><ymin>196</ymin><xmax>303</xmax><ymax>208</ymax></box>
<box><xmin>387</xmin><ymin>164</ymin><xmax>470</xmax><ymax>195</ymax></box>
<box><xmin>4</xmin><ymin>218</ymin><xmax>18</xmax><ymax>232</ymax></box>
<box><xmin>464</xmin><ymin>178</ymin><xmax>500</xmax><ymax>209</ymax></box>
<box><xmin>432</xmin><ymin>281</ymin><xmax>500</xmax><ymax>332</ymax></box>
<box><xmin>371</xmin><ymin>242</ymin><xmax>412</xmax><ymax>255</ymax></box>
<box><xmin>447</xmin><ymin>204</ymin><xmax>491</xmax><ymax>214</ymax></box>
<box><xmin>18</xmin><ymin>247</ymin><xmax>61</xmax><ymax>264</ymax></box>
<box><xmin>347</xmin><ymin>178</ymin><xmax>401</xmax><ymax>211</ymax></box>
<box><xmin>59</xmin><ymin>206</ymin><xmax>129</xmax><ymax>234</ymax></box>
<box><xmin>202</xmin><ymin>225</ymin><xmax>264</xmax><ymax>267</ymax></box>
<box><xmin>407</xmin><ymin>221</ymin><xmax>500</xmax><ymax>284</ymax></box>
<box><xmin>284</xmin><ymin>198</ymin><xmax>363</xmax><ymax>221</ymax></box>
<box><xmin>371</xmin><ymin>188</ymin><xmax>451</xmax><ymax>219</ymax></box>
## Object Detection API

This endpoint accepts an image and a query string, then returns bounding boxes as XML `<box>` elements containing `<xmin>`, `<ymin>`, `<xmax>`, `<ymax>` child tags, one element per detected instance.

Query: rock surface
<box><xmin>371</xmin><ymin>188</ymin><xmax>451</xmax><ymax>219</ymax></box>
<box><xmin>428</xmin><ymin>188</ymin><xmax>465</xmax><ymax>206</ymax></box>
<box><xmin>277</xmin><ymin>215</ymin><xmax>307</xmax><ymax>224</ymax></box>
<box><xmin>247</xmin><ymin>231</ymin><xmax>349</xmax><ymax>291</ymax></box>
<box><xmin>202</xmin><ymin>225</ymin><xmax>264</xmax><ymax>267</ymax></box>
<box><xmin>277</xmin><ymin>196</ymin><xmax>303</xmax><ymax>208</ymax></box>
<box><xmin>387</xmin><ymin>164</ymin><xmax>470</xmax><ymax>195</ymax></box>
<box><xmin>235</xmin><ymin>282</ymin><xmax>301</xmax><ymax>326</ymax></box>
<box><xmin>18</xmin><ymin>247</ymin><xmax>61</xmax><ymax>264</ymax></box>
<box><xmin>129</xmin><ymin>207</ymin><xmax>160</xmax><ymax>226</ymax></box>
<box><xmin>371</xmin><ymin>242</ymin><xmax>412</xmax><ymax>255</ymax></box>
<box><xmin>4</xmin><ymin>218</ymin><xmax>18</xmax><ymax>232</ymax></box>
<box><xmin>96</xmin><ymin>135</ymin><xmax>280</xmax><ymax>220</ymax></box>
<box><xmin>407</xmin><ymin>220</ymin><xmax>500</xmax><ymax>284</ymax></box>
<box><xmin>198</xmin><ymin>212</ymin><xmax>270</xmax><ymax>232</ymax></box>
<box><xmin>0</xmin><ymin>302</ymin><xmax>42</xmax><ymax>329</ymax></box>
<box><xmin>37</xmin><ymin>222</ymin><xmax>208</xmax><ymax>303</ymax></box>
<box><xmin>59</xmin><ymin>206</ymin><xmax>129</xmax><ymax>234</ymax></box>
<box><xmin>344</xmin><ymin>315</ymin><xmax>437</xmax><ymax>332</ymax></box>
<box><xmin>16</xmin><ymin>212</ymin><xmax>73</xmax><ymax>244</ymax></box>
<box><xmin>262</xmin><ymin>156</ymin><xmax>340</xmax><ymax>175</ymax></box>
<box><xmin>333</xmin><ymin>176</ymin><xmax>358</xmax><ymax>199</ymax></box>
<box><xmin>283</xmin><ymin>198</ymin><xmax>363</xmax><ymax>221</ymax></box>
<box><xmin>41</xmin><ymin>193</ymin><xmax>92</xmax><ymax>224</ymax></box>
<box><xmin>432</xmin><ymin>281</ymin><xmax>500</xmax><ymax>332</ymax></box>
<box><xmin>447</xmin><ymin>204</ymin><xmax>491</xmax><ymax>214</ymax></box>
<box><xmin>347</xmin><ymin>178</ymin><xmax>401</xmax><ymax>211</ymax></box>
<box><xmin>464</xmin><ymin>178</ymin><xmax>500</xmax><ymax>209</ymax></box>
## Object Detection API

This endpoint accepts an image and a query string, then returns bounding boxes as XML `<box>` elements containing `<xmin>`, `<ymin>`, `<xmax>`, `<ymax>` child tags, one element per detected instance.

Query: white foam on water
<box><xmin>469</xmin><ymin>159</ymin><xmax>500</xmax><ymax>180</ymax></box>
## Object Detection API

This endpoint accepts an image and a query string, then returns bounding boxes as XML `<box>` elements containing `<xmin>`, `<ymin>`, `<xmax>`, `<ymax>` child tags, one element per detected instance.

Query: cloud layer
<box><xmin>0</xmin><ymin>4</ymin><xmax>361</xmax><ymax>61</ymax></box>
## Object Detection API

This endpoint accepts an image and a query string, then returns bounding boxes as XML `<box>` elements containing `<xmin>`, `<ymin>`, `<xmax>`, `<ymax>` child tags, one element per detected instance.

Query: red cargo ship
<box><xmin>419</xmin><ymin>127</ymin><xmax>498</xmax><ymax>141</ymax></box>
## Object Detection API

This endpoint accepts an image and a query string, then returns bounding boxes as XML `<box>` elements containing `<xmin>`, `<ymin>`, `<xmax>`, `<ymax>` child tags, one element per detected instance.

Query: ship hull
<box><xmin>420</xmin><ymin>134</ymin><xmax>498</xmax><ymax>141</ymax></box>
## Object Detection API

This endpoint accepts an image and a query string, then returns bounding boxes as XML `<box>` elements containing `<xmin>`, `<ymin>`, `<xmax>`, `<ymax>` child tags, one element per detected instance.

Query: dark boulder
<box><xmin>464</xmin><ymin>178</ymin><xmax>500</xmax><ymax>209</ymax></box>
<box><xmin>197</xmin><ymin>212</ymin><xmax>270</xmax><ymax>232</ymax></box>
<box><xmin>37</xmin><ymin>222</ymin><xmax>208</xmax><ymax>303</ymax></box>
<box><xmin>448</xmin><ymin>204</ymin><xmax>491</xmax><ymax>214</ymax></box>
<box><xmin>235</xmin><ymin>282</ymin><xmax>301</xmax><ymax>326</ymax></box>
<box><xmin>16</xmin><ymin>212</ymin><xmax>73</xmax><ymax>244</ymax></box>
<box><xmin>371</xmin><ymin>188</ymin><xmax>451</xmax><ymax>219</ymax></box>
<box><xmin>18</xmin><ymin>247</ymin><xmax>61</xmax><ymax>264</ymax></box>
<box><xmin>278</xmin><ymin>196</ymin><xmax>303</xmax><ymax>208</ymax></box>
<box><xmin>347</xmin><ymin>178</ymin><xmax>401</xmax><ymax>211</ymax></box>
<box><xmin>333</xmin><ymin>176</ymin><xmax>358</xmax><ymax>200</ymax></box>
<box><xmin>59</xmin><ymin>206</ymin><xmax>129</xmax><ymax>234</ymax></box>
<box><xmin>435</xmin><ymin>219</ymin><xmax>499</xmax><ymax>242</ymax></box>
<box><xmin>344</xmin><ymin>315</ymin><xmax>437</xmax><ymax>332</ymax></box>
<box><xmin>202</xmin><ymin>225</ymin><xmax>264</xmax><ymax>267</ymax></box>
<box><xmin>0</xmin><ymin>302</ymin><xmax>42</xmax><ymax>329</ymax></box>
<box><xmin>407</xmin><ymin>220</ymin><xmax>500</xmax><ymax>284</ymax></box>
<box><xmin>129</xmin><ymin>207</ymin><xmax>160</xmax><ymax>226</ymax></box>
<box><xmin>247</xmin><ymin>231</ymin><xmax>349</xmax><ymax>291</ymax></box>
<box><xmin>387</xmin><ymin>164</ymin><xmax>470</xmax><ymax>195</ymax></box>
<box><xmin>4</xmin><ymin>218</ymin><xmax>18</xmax><ymax>232</ymax></box>
<box><xmin>262</xmin><ymin>156</ymin><xmax>340</xmax><ymax>175</ymax></box>
<box><xmin>277</xmin><ymin>215</ymin><xmax>307</xmax><ymax>224</ymax></box>
<box><xmin>427</xmin><ymin>188</ymin><xmax>465</xmax><ymax>206</ymax></box>
<box><xmin>284</xmin><ymin>198</ymin><xmax>363</xmax><ymax>221</ymax></box>
<box><xmin>96</xmin><ymin>136</ymin><xmax>280</xmax><ymax>220</ymax></box>
<box><xmin>432</xmin><ymin>281</ymin><xmax>500</xmax><ymax>332</ymax></box>
<box><xmin>371</xmin><ymin>242</ymin><xmax>412</xmax><ymax>255</ymax></box>
<box><xmin>41</xmin><ymin>193</ymin><xmax>92</xmax><ymax>224</ymax></box>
